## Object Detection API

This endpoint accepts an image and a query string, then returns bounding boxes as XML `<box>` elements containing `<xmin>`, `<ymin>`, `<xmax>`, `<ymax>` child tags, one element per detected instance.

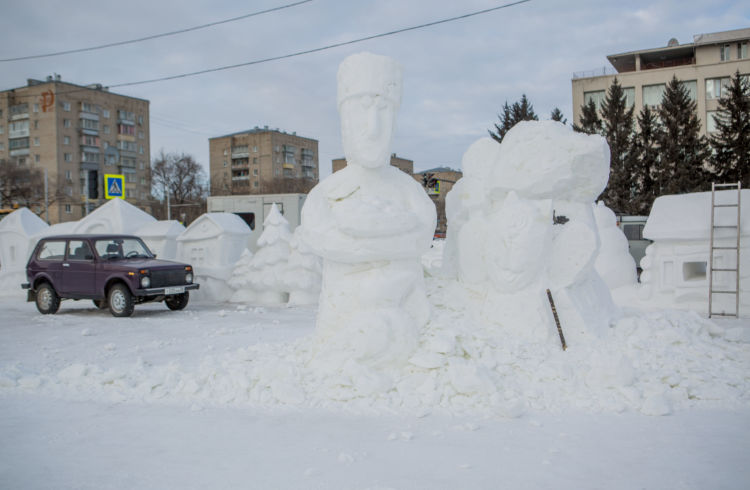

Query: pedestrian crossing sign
<box><xmin>104</xmin><ymin>174</ymin><xmax>125</xmax><ymax>199</ymax></box>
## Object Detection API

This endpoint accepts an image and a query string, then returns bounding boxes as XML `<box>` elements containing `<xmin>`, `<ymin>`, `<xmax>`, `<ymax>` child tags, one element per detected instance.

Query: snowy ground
<box><xmin>1</xmin><ymin>292</ymin><xmax>749</xmax><ymax>489</ymax></box>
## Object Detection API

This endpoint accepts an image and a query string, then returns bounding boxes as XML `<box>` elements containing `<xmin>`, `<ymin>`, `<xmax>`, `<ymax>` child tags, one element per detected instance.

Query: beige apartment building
<box><xmin>572</xmin><ymin>27</ymin><xmax>750</xmax><ymax>135</ymax></box>
<box><xmin>209</xmin><ymin>127</ymin><xmax>318</xmax><ymax>196</ymax></box>
<box><xmin>332</xmin><ymin>153</ymin><xmax>414</xmax><ymax>174</ymax></box>
<box><xmin>0</xmin><ymin>75</ymin><xmax>151</xmax><ymax>223</ymax></box>
<box><xmin>413</xmin><ymin>167</ymin><xmax>462</xmax><ymax>236</ymax></box>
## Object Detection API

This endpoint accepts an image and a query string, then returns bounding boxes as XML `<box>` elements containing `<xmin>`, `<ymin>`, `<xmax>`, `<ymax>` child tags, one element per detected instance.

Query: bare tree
<box><xmin>150</xmin><ymin>150</ymin><xmax>207</xmax><ymax>224</ymax></box>
<box><xmin>0</xmin><ymin>158</ymin><xmax>63</xmax><ymax>219</ymax></box>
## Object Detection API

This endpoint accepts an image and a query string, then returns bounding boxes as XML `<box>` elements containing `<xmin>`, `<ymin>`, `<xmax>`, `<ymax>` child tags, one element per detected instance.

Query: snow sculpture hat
<box><xmin>337</xmin><ymin>52</ymin><xmax>402</xmax><ymax>110</ymax></box>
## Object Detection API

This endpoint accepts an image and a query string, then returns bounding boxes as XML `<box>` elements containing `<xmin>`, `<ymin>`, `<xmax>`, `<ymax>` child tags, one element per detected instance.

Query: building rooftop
<box><xmin>415</xmin><ymin>167</ymin><xmax>462</xmax><ymax>174</ymax></box>
<box><xmin>694</xmin><ymin>27</ymin><xmax>750</xmax><ymax>46</ymax></box>
<box><xmin>1</xmin><ymin>74</ymin><xmax>149</xmax><ymax>103</ymax></box>
<box><xmin>209</xmin><ymin>126</ymin><xmax>315</xmax><ymax>141</ymax></box>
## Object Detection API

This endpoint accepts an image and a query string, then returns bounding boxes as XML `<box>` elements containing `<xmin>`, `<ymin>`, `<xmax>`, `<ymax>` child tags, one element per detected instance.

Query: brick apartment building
<box><xmin>0</xmin><ymin>75</ymin><xmax>151</xmax><ymax>223</ymax></box>
<box><xmin>209</xmin><ymin>127</ymin><xmax>319</xmax><ymax>196</ymax></box>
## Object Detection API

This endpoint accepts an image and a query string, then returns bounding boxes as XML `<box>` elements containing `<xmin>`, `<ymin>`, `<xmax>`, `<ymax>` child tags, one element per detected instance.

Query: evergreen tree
<box><xmin>550</xmin><ymin>107</ymin><xmax>567</xmax><ymax>124</ymax></box>
<box><xmin>630</xmin><ymin>105</ymin><xmax>660</xmax><ymax>215</ymax></box>
<box><xmin>710</xmin><ymin>71</ymin><xmax>750</xmax><ymax>188</ymax></box>
<box><xmin>656</xmin><ymin>75</ymin><xmax>710</xmax><ymax>195</ymax></box>
<box><xmin>572</xmin><ymin>99</ymin><xmax>602</xmax><ymax>135</ymax></box>
<box><xmin>599</xmin><ymin>78</ymin><xmax>635</xmax><ymax>213</ymax></box>
<box><xmin>489</xmin><ymin>94</ymin><xmax>539</xmax><ymax>143</ymax></box>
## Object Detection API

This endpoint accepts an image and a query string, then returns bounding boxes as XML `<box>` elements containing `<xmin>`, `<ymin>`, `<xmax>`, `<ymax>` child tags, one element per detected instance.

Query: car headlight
<box><xmin>141</xmin><ymin>276</ymin><xmax>151</xmax><ymax>288</ymax></box>
<box><xmin>185</xmin><ymin>272</ymin><xmax>193</xmax><ymax>284</ymax></box>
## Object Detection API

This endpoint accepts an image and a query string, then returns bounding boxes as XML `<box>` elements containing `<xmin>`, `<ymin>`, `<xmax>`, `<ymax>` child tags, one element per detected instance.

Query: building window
<box><xmin>253</xmin><ymin>168</ymin><xmax>258</xmax><ymax>176</ymax></box>
<box><xmin>64</xmin><ymin>153</ymin><xmax>72</xmax><ymax>162</ymax></box>
<box><xmin>0</xmin><ymin>143</ymin><xmax>4</xmax><ymax>151</ymax></box>
<box><xmin>81</xmin><ymin>119</ymin><xmax>99</xmax><ymax>131</ymax></box>
<box><xmin>63</xmin><ymin>102</ymin><xmax>71</xmax><ymax>111</ymax></box>
<box><xmin>223</xmin><ymin>160</ymin><xmax>228</xmax><ymax>167</ymax></box>
<box><xmin>0</xmin><ymin>125</ymin><xmax>3</xmax><ymax>134</ymax></box>
<box><xmin>139</xmin><ymin>161</ymin><xmax>145</xmax><ymax>170</ymax></box>
<box><xmin>720</xmin><ymin>44</ymin><xmax>731</xmax><ymax>61</ymax></box>
<box><xmin>33</xmin><ymin>120</ymin><xmax>39</xmax><ymax>129</ymax></box>
<box><xmin>706</xmin><ymin>110</ymin><xmax>720</xmax><ymax>133</ymax></box>
<box><xmin>65</xmin><ymin>170</ymin><xmax>72</xmax><ymax>181</ymax></box>
<box><xmin>33</xmin><ymin>137</ymin><xmax>40</xmax><ymax>146</ymax></box>
<box><xmin>253</xmin><ymin>181</ymin><xmax>259</xmax><ymax>188</ymax></box>
<box><xmin>139</xmin><ymin>145</ymin><xmax>144</xmax><ymax>154</ymax></box>
<box><xmin>64</xmin><ymin>119</ymin><xmax>71</xmax><ymax>128</ymax></box>
<box><xmin>35</xmin><ymin>154</ymin><xmax>40</xmax><ymax>163</ymax></box>
<box><xmin>253</xmin><ymin>146</ymin><xmax>258</xmax><ymax>152</ymax></box>
<box><xmin>102</xmin><ymin>109</ymin><xmax>110</xmax><ymax>118</ymax></box>
<box><xmin>33</xmin><ymin>103</ymin><xmax>39</xmax><ymax>113</ymax></box>
<box><xmin>64</xmin><ymin>204</ymin><xmax>72</xmax><ymax>213</ymax></box>
<box><xmin>583</xmin><ymin>90</ymin><xmax>606</xmax><ymax>110</ymax></box>
<box><xmin>739</xmin><ymin>42</ymin><xmax>748</xmax><ymax>60</ymax></box>
<box><xmin>17</xmin><ymin>157</ymin><xmax>26</xmax><ymax>165</ymax></box>
<box><xmin>103</xmin><ymin>125</ymin><xmax>110</xmax><ymax>135</ymax></box>
<box><xmin>118</xmin><ymin>124</ymin><xmax>135</xmax><ymax>136</ymax></box>
<box><xmin>80</xmin><ymin>102</ymin><xmax>98</xmax><ymax>114</ymax></box>
<box><xmin>643</xmin><ymin>84</ymin><xmax>666</xmax><ymax>107</ymax></box>
<box><xmin>9</xmin><ymin>137</ymin><xmax>29</xmax><ymax>150</ymax></box>
<box><xmin>64</xmin><ymin>136</ymin><xmax>70</xmax><ymax>145</ymax></box>
<box><xmin>138</xmin><ymin>131</ymin><xmax>144</xmax><ymax>139</ymax></box>
<box><xmin>137</xmin><ymin>115</ymin><xmax>144</xmax><ymax>125</ymax></box>
<box><xmin>140</xmin><ymin>177</ymin><xmax>146</xmax><ymax>185</ymax></box>
<box><xmin>679</xmin><ymin>80</ymin><xmax>697</xmax><ymax>101</ymax></box>
<box><xmin>706</xmin><ymin>77</ymin><xmax>731</xmax><ymax>99</ymax></box>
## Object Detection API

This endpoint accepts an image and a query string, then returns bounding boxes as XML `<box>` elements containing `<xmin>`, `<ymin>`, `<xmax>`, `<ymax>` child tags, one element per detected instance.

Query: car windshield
<box><xmin>95</xmin><ymin>237</ymin><xmax>153</xmax><ymax>260</ymax></box>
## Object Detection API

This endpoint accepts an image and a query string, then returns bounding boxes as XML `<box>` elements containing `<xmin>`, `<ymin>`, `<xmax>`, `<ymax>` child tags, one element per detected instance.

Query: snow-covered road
<box><xmin>1</xmin><ymin>297</ymin><xmax>749</xmax><ymax>489</ymax></box>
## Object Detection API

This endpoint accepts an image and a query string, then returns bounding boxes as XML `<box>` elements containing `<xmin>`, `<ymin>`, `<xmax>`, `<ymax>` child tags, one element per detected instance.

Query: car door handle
<box><xmin>63</xmin><ymin>263</ymin><xmax>70</xmax><ymax>267</ymax></box>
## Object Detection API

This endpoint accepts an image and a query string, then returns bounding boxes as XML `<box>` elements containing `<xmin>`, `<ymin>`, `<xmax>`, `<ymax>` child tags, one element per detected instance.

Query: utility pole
<box><xmin>44</xmin><ymin>168</ymin><xmax>49</xmax><ymax>223</ymax></box>
<box><xmin>84</xmin><ymin>171</ymin><xmax>89</xmax><ymax>216</ymax></box>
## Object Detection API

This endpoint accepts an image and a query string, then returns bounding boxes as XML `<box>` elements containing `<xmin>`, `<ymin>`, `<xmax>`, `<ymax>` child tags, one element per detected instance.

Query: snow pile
<box><xmin>0</xmin><ymin>208</ymin><xmax>48</xmax><ymax>296</ymax></box>
<box><xmin>593</xmin><ymin>201</ymin><xmax>637</xmax><ymax>289</ymax></box>
<box><xmin>1</xmin><ymin>282</ymin><xmax>748</xmax><ymax>418</ymax></box>
<box><xmin>299</xmin><ymin>52</ymin><xmax>436</xmax><ymax>368</ymax></box>
<box><xmin>282</xmin><ymin>227</ymin><xmax>322</xmax><ymax>306</ymax></box>
<box><xmin>445</xmin><ymin>123</ymin><xmax>618</xmax><ymax>344</ymax></box>
<box><xmin>229</xmin><ymin>204</ymin><xmax>292</xmax><ymax>305</ymax></box>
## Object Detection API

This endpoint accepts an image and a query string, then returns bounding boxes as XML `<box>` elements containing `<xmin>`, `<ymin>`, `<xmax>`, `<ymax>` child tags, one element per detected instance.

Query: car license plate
<box><xmin>164</xmin><ymin>286</ymin><xmax>184</xmax><ymax>295</ymax></box>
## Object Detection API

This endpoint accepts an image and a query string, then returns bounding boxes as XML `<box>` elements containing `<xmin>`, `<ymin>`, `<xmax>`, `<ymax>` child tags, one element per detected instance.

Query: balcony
<box><xmin>8</xmin><ymin>128</ymin><xmax>29</xmax><ymax>138</ymax></box>
<box><xmin>282</xmin><ymin>163</ymin><xmax>295</xmax><ymax>170</ymax></box>
<box><xmin>301</xmin><ymin>158</ymin><xmax>316</xmax><ymax>168</ymax></box>
<box><xmin>231</xmin><ymin>175</ymin><xmax>250</xmax><ymax>181</ymax></box>
<box><xmin>231</xmin><ymin>151</ymin><xmax>250</xmax><ymax>159</ymax></box>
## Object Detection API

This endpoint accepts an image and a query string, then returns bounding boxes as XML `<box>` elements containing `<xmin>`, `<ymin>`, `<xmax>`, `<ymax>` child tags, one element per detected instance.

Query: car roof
<box><xmin>38</xmin><ymin>234</ymin><xmax>140</xmax><ymax>241</ymax></box>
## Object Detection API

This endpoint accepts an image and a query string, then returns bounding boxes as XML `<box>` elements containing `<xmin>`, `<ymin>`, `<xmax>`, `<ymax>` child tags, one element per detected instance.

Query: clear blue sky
<box><xmin>1</xmin><ymin>0</ymin><xmax>748</xmax><ymax>179</ymax></box>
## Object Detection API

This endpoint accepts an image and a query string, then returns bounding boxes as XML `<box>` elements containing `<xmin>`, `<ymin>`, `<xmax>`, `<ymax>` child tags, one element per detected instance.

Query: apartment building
<box><xmin>572</xmin><ymin>27</ymin><xmax>750</xmax><ymax>135</ymax></box>
<box><xmin>332</xmin><ymin>153</ymin><xmax>414</xmax><ymax>174</ymax></box>
<box><xmin>209</xmin><ymin>127</ymin><xmax>318</xmax><ymax>196</ymax></box>
<box><xmin>413</xmin><ymin>167</ymin><xmax>462</xmax><ymax>236</ymax></box>
<box><xmin>0</xmin><ymin>75</ymin><xmax>151</xmax><ymax>223</ymax></box>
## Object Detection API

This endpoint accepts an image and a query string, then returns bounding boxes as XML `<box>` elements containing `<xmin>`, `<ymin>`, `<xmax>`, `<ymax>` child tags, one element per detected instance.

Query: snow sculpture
<box><xmin>228</xmin><ymin>204</ymin><xmax>292</xmax><ymax>305</ymax></box>
<box><xmin>446</xmin><ymin>121</ymin><xmax>618</xmax><ymax>343</ymax></box>
<box><xmin>299</xmin><ymin>52</ymin><xmax>436</xmax><ymax>367</ymax></box>
<box><xmin>0</xmin><ymin>208</ymin><xmax>48</xmax><ymax>296</ymax></box>
<box><xmin>593</xmin><ymin>202</ymin><xmax>637</xmax><ymax>289</ymax></box>
<box><xmin>282</xmin><ymin>227</ymin><xmax>322</xmax><ymax>306</ymax></box>
<box><xmin>176</xmin><ymin>213</ymin><xmax>252</xmax><ymax>302</ymax></box>
<box><xmin>73</xmin><ymin>198</ymin><xmax>155</xmax><ymax>234</ymax></box>
<box><xmin>136</xmin><ymin>220</ymin><xmax>185</xmax><ymax>260</ymax></box>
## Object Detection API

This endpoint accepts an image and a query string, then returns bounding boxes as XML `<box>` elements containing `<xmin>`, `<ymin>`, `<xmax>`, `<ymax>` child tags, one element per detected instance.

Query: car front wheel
<box><xmin>165</xmin><ymin>292</ymin><xmax>189</xmax><ymax>311</ymax></box>
<box><xmin>108</xmin><ymin>284</ymin><xmax>135</xmax><ymax>317</ymax></box>
<box><xmin>36</xmin><ymin>283</ymin><xmax>60</xmax><ymax>314</ymax></box>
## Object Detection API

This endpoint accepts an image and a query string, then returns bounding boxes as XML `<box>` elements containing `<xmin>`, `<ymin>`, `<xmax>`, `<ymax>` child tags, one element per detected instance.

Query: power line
<box><xmin>0</xmin><ymin>0</ymin><xmax>314</xmax><ymax>63</ymax></box>
<box><xmin>5</xmin><ymin>0</ymin><xmax>530</xmax><ymax>99</ymax></box>
<box><xmin>109</xmin><ymin>0</ymin><xmax>531</xmax><ymax>88</ymax></box>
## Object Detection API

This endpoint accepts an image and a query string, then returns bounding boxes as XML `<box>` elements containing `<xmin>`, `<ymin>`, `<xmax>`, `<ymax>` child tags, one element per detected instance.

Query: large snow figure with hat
<box><xmin>300</xmin><ymin>52</ymin><xmax>436</xmax><ymax>368</ymax></box>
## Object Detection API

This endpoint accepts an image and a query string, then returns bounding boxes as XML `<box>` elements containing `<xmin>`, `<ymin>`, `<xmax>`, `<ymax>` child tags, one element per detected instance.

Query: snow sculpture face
<box><xmin>337</xmin><ymin>52</ymin><xmax>402</xmax><ymax>169</ymax></box>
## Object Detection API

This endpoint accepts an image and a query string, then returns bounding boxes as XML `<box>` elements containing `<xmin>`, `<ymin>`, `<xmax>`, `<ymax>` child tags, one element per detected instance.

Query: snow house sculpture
<box><xmin>300</xmin><ymin>52</ymin><xmax>436</xmax><ymax>368</ymax></box>
<box><xmin>639</xmin><ymin>189</ymin><xmax>750</xmax><ymax>315</ymax></box>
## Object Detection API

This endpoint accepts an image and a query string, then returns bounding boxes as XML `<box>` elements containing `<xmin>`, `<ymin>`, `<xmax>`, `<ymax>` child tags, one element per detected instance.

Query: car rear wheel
<box><xmin>35</xmin><ymin>283</ymin><xmax>60</xmax><ymax>314</ymax></box>
<box><xmin>108</xmin><ymin>284</ymin><xmax>135</xmax><ymax>317</ymax></box>
<box><xmin>93</xmin><ymin>299</ymin><xmax>108</xmax><ymax>309</ymax></box>
<box><xmin>165</xmin><ymin>292</ymin><xmax>189</xmax><ymax>311</ymax></box>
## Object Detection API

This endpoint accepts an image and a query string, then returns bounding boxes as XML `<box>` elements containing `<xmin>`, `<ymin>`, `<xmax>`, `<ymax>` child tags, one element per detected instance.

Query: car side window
<box><xmin>67</xmin><ymin>240</ymin><xmax>94</xmax><ymax>261</ymax></box>
<box><xmin>37</xmin><ymin>241</ymin><xmax>66</xmax><ymax>261</ymax></box>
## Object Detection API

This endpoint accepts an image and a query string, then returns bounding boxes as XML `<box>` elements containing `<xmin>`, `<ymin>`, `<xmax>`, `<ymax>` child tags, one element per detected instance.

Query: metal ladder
<box><xmin>708</xmin><ymin>182</ymin><xmax>741</xmax><ymax>318</ymax></box>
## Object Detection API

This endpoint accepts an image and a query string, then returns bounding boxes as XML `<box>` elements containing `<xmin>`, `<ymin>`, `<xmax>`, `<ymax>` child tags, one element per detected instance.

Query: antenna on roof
<box><xmin>667</xmin><ymin>38</ymin><xmax>679</xmax><ymax>47</ymax></box>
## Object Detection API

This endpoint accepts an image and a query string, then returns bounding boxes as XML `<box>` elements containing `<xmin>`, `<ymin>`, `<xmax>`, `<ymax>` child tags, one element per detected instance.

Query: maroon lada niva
<box><xmin>22</xmin><ymin>234</ymin><xmax>199</xmax><ymax>317</ymax></box>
